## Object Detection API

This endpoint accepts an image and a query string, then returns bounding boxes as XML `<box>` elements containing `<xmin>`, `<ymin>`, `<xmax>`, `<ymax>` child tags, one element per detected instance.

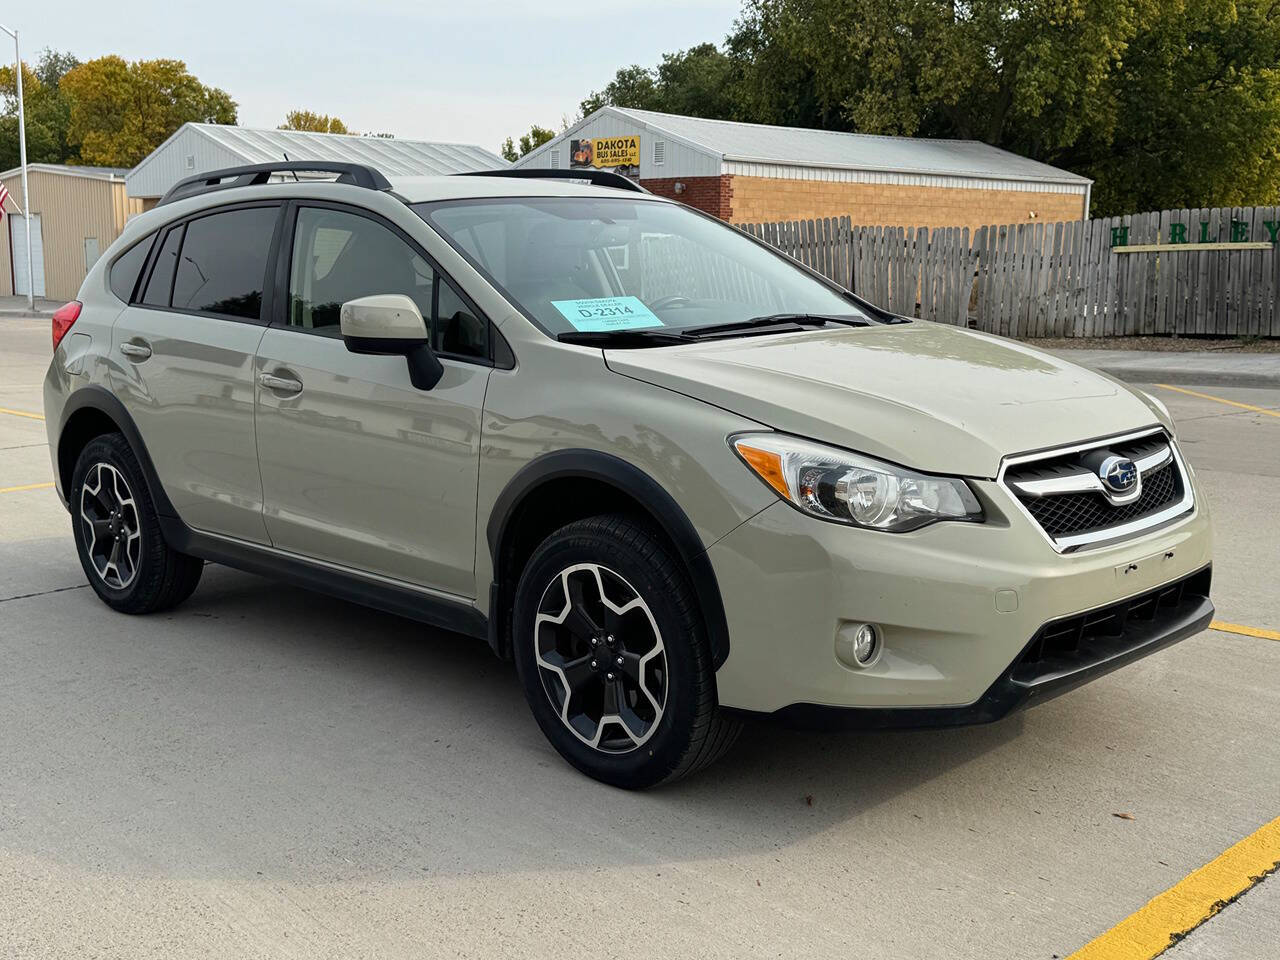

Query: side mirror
<box><xmin>340</xmin><ymin>294</ymin><xmax>444</xmax><ymax>390</ymax></box>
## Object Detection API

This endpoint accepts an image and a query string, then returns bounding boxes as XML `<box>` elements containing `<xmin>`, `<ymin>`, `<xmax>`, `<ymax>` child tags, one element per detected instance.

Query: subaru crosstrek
<box><xmin>44</xmin><ymin>163</ymin><xmax>1213</xmax><ymax>788</ymax></box>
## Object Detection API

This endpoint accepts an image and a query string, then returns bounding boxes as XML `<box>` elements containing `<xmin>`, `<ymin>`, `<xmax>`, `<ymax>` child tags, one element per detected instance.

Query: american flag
<box><xmin>0</xmin><ymin>183</ymin><xmax>9</xmax><ymax>218</ymax></box>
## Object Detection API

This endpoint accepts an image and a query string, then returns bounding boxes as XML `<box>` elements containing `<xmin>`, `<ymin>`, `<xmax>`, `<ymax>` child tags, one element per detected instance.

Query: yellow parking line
<box><xmin>1211</xmin><ymin>620</ymin><xmax>1280</xmax><ymax>642</ymax></box>
<box><xmin>1068</xmin><ymin>815</ymin><xmax>1280</xmax><ymax>959</ymax></box>
<box><xmin>1156</xmin><ymin>384</ymin><xmax>1280</xmax><ymax>418</ymax></box>
<box><xmin>0</xmin><ymin>481</ymin><xmax>54</xmax><ymax>495</ymax></box>
<box><xmin>0</xmin><ymin>406</ymin><xmax>44</xmax><ymax>421</ymax></box>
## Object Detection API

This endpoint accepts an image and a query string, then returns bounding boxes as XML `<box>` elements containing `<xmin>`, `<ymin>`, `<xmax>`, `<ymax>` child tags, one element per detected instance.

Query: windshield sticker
<box><xmin>553</xmin><ymin>296</ymin><xmax>664</xmax><ymax>332</ymax></box>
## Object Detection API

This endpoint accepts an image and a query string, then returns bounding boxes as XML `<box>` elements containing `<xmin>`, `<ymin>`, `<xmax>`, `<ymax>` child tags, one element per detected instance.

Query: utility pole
<box><xmin>0</xmin><ymin>24</ymin><xmax>32</xmax><ymax>310</ymax></box>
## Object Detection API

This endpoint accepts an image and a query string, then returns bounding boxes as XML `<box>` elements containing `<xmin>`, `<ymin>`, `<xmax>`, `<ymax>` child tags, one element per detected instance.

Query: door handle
<box><xmin>119</xmin><ymin>341</ymin><xmax>152</xmax><ymax>360</ymax></box>
<box><xmin>258</xmin><ymin>372</ymin><xmax>304</xmax><ymax>394</ymax></box>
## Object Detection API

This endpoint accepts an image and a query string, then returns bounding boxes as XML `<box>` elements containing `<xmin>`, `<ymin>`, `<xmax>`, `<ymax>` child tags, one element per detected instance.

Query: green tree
<box><xmin>583</xmin><ymin>0</ymin><xmax>1280</xmax><ymax>215</ymax></box>
<box><xmin>60</xmin><ymin>56</ymin><xmax>236</xmax><ymax>167</ymax></box>
<box><xmin>580</xmin><ymin>44</ymin><xmax>739</xmax><ymax>119</ymax></box>
<box><xmin>0</xmin><ymin>48</ymin><xmax>80</xmax><ymax>169</ymax></box>
<box><xmin>280</xmin><ymin>110</ymin><xmax>350</xmax><ymax>134</ymax></box>
<box><xmin>729</xmin><ymin>0</ymin><xmax>1147</xmax><ymax>144</ymax></box>
<box><xmin>499</xmin><ymin>124</ymin><xmax>555</xmax><ymax>162</ymax></box>
<box><xmin>1059</xmin><ymin>0</ymin><xmax>1280</xmax><ymax>213</ymax></box>
<box><xmin>580</xmin><ymin>65</ymin><xmax>661</xmax><ymax>116</ymax></box>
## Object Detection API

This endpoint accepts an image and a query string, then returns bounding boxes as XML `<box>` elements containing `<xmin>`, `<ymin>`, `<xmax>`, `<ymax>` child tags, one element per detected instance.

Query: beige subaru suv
<box><xmin>44</xmin><ymin>162</ymin><xmax>1213</xmax><ymax>788</ymax></box>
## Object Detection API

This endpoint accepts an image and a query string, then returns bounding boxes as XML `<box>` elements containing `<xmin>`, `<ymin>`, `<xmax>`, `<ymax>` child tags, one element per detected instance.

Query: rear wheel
<box><xmin>513</xmin><ymin>514</ymin><xmax>741</xmax><ymax>788</ymax></box>
<box><xmin>71</xmin><ymin>433</ymin><xmax>203</xmax><ymax>613</ymax></box>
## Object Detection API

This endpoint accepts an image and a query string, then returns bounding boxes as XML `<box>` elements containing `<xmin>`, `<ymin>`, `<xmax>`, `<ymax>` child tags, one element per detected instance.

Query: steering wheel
<box><xmin>648</xmin><ymin>295</ymin><xmax>695</xmax><ymax>310</ymax></box>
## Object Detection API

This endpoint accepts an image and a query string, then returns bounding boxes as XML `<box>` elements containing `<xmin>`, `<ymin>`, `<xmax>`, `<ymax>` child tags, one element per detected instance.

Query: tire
<box><xmin>513</xmin><ymin>514</ymin><xmax>741</xmax><ymax>788</ymax></box>
<box><xmin>70</xmin><ymin>432</ymin><xmax>204</xmax><ymax>614</ymax></box>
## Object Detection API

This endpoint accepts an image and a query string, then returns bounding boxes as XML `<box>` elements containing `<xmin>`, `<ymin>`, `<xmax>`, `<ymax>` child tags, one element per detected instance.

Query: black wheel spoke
<box><xmin>616</xmin><ymin>650</ymin><xmax>645</xmax><ymax>684</ymax></box>
<box><xmin>614</xmin><ymin>700</ymin><xmax>649</xmax><ymax>742</ymax></box>
<box><xmin>601</xmin><ymin>604</ymin><xmax>627</xmax><ymax>644</ymax></box>
<box><xmin>553</xmin><ymin>652</ymin><xmax>596</xmax><ymax>692</ymax></box>
<box><xmin>563</xmin><ymin>605</ymin><xmax>600</xmax><ymax>642</ymax></box>
<box><xmin>565</xmin><ymin>576</ymin><xmax>602</xmax><ymax>639</ymax></box>
<box><xmin>601</xmin><ymin>677</ymin><xmax>623</xmax><ymax>715</ymax></box>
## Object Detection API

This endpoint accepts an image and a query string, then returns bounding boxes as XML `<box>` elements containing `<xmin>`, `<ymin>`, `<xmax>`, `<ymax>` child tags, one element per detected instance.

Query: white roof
<box><xmin>128</xmin><ymin>123</ymin><xmax>507</xmax><ymax>197</ymax></box>
<box><xmin>0</xmin><ymin>163</ymin><xmax>129</xmax><ymax>181</ymax></box>
<box><xmin>601</xmin><ymin>107</ymin><xmax>1090</xmax><ymax>185</ymax></box>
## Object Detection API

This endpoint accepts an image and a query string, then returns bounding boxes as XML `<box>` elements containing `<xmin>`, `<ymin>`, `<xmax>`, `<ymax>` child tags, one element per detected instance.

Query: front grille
<box><xmin>1011</xmin><ymin>567</ymin><xmax>1212</xmax><ymax>686</ymax></box>
<box><xmin>1022</xmin><ymin>460</ymin><xmax>1180</xmax><ymax>537</ymax></box>
<box><xmin>1001</xmin><ymin>429</ymin><xmax>1193</xmax><ymax>549</ymax></box>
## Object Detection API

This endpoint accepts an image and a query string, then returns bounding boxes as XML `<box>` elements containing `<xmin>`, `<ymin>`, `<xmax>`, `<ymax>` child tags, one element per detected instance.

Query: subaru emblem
<box><xmin>1099</xmin><ymin>455</ymin><xmax>1138</xmax><ymax>493</ymax></box>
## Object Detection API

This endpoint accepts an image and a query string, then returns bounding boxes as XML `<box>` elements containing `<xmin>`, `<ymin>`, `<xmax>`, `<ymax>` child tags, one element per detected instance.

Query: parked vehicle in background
<box><xmin>43</xmin><ymin>163</ymin><xmax>1213</xmax><ymax>787</ymax></box>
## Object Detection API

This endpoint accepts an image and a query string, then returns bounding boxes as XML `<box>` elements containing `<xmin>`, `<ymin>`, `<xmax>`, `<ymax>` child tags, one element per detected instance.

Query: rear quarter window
<box><xmin>108</xmin><ymin>235</ymin><xmax>154</xmax><ymax>303</ymax></box>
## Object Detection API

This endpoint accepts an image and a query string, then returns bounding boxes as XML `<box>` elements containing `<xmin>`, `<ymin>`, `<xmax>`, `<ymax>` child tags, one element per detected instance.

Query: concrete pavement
<box><xmin>0</xmin><ymin>296</ymin><xmax>59</xmax><ymax>317</ymax></box>
<box><xmin>1045</xmin><ymin>347</ymin><xmax>1280</xmax><ymax>389</ymax></box>
<box><xmin>0</xmin><ymin>316</ymin><xmax>1277</xmax><ymax>959</ymax></box>
<box><xmin>1164</xmin><ymin>876</ymin><xmax>1278</xmax><ymax>959</ymax></box>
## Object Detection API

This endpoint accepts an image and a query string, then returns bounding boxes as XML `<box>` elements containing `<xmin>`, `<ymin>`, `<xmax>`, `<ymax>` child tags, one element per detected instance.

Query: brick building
<box><xmin>515</xmin><ymin>107</ymin><xmax>1091</xmax><ymax>229</ymax></box>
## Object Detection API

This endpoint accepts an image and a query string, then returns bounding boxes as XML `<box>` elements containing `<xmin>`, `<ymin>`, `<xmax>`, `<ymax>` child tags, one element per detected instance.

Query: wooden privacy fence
<box><xmin>738</xmin><ymin>207</ymin><xmax>1280</xmax><ymax>337</ymax></box>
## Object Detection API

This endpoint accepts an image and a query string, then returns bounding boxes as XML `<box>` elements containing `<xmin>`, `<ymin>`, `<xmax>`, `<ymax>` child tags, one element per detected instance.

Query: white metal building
<box><xmin>515</xmin><ymin>107</ymin><xmax>1091</xmax><ymax>228</ymax></box>
<box><xmin>126</xmin><ymin>124</ymin><xmax>508</xmax><ymax>207</ymax></box>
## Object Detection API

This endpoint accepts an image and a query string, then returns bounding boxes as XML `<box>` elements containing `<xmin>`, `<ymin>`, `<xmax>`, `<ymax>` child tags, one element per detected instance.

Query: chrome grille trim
<box><xmin>998</xmin><ymin>427</ymin><xmax>1195</xmax><ymax>553</ymax></box>
<box><xmin>1008</xmin><ymin>442</ymin><xmax>1173</xmax><ymax>500</ymax></box>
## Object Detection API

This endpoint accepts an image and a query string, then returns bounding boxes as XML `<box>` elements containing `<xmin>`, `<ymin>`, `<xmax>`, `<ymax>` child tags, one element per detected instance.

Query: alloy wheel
<box><xmin>533</xmin><ymin>563</ymin><xmax>668</xmax><ymax>754</ymax></box>
<box><xmin>79</xmin><ymin>462</ymin><xmax>142</xmax><ymax>589</ymax></box>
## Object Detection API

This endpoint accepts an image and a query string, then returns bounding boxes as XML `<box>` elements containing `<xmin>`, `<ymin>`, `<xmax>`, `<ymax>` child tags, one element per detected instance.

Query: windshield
<box><xmin>414</xmin><ymin>197</ymin><xmax>876</xmax><ymax>338</ymax></box>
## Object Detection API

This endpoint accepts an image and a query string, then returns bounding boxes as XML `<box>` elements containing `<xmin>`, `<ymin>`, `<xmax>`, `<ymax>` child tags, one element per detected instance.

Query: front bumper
<box><xmin>758</xmin><ymin>567</ymin><xmax>1212</xmax><ymax>728</ymax></box>
<box><xmin>707</xmin><ymin>477</ymin><xmax>1213</xmax><ymax>716</ymax></box>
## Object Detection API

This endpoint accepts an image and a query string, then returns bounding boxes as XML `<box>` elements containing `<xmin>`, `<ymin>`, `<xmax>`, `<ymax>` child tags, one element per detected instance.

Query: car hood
<box><xmin>605</xmin><ymin>322</ymin><xmax>1166</xmax><ymax>477</ymax></box>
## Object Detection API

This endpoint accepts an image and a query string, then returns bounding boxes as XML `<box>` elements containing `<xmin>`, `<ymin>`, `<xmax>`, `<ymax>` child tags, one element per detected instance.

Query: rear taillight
<box><xmin>52</xmin><ymin>301</ymin><xmax>81</xmax><ymax>350</ymax></box>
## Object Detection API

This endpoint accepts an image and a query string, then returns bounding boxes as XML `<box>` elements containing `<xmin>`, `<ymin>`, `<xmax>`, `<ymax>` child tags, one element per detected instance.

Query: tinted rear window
<box><xmin>141</xmin><ymin>226</ymin><xmax>182</xmax><ymax>307</ymax></box>
<box><xmin>109</xmin><ymin>235</ymin><xmax>153</xmax><ymax>303</ymax></box>
<box><xmin>171</xmin><ymin>206</ymin><xmax>278</xmax><ymax>319</ymax></box>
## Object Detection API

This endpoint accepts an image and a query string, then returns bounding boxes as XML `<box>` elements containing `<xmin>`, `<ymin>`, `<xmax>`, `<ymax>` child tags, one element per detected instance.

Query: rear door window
<box><xmin>141</xmin><ymin>226</ymin><xmax>182</xmax><ymax>307</ymax></box>
<box><xmin>171</xmin><ymin>206</ymin><xmax>278</xmax><ymax>320</ymax></box>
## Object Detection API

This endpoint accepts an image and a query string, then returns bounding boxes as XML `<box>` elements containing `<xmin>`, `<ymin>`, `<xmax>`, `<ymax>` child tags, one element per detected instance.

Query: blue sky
<box><xmin>36</xmin><ymin>0</ymin><xmax>743</xmax><ymax>154</ymax></box>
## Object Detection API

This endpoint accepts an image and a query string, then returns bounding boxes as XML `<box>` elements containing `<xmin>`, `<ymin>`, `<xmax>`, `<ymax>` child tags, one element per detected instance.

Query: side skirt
<box><xmin>160</xmin><ymin>518</ymin><xmax>489</xmax><ymax>641</ymax></box>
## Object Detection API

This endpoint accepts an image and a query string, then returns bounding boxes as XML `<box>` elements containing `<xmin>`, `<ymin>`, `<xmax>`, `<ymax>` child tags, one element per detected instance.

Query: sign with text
<box><xmin>570</xmin><ymin>136</ymin><xmax>641</xmax><ymax>174</ymax></box>
<box><xmin>552</xmin><ymin>296</ymin><xmax>663</xmax><ymax>332</ymax></box>
<box><xmin>1111</xmin><ymin>218</ymin><xmax>1280</xmax><ymax>249</ymax></box>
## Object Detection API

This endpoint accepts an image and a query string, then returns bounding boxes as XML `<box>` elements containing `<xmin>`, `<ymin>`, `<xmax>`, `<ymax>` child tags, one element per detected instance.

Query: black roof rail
<box><xmin>455</xmin><ymin>168</ymin><xmax>650</xmax><ymax>194</ymax></box>
<box><xmin>157</xmin><ymin>161</ymin><xmax>393</xmax><ymax>207</ymax></box>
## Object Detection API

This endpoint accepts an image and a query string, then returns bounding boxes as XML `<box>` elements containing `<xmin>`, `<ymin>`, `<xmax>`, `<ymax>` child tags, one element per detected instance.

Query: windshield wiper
<box><xmin>681</xmin><ymin>313</ymin><xmax>871</xmax><ymax>339</ymax></box>
<box><xmin>557</xmin><ymin>329</ymin><xmax>695</xmax><ymax>347</ymax></box>
<box><xmin>556</xmin><ymin>313</ymin><xmax>871</xmax><ymax>347</ymax></box>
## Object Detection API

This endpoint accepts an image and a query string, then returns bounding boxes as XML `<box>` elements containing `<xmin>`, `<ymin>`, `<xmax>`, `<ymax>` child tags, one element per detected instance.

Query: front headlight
<box><xmin>732</xmin><ymin>433</ymin><xmax>983</xmax><ymax>532</ymax></box>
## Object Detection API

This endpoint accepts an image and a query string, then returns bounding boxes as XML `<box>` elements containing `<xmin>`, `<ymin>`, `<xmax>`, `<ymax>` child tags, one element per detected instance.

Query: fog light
<box><xmin>853</xmin><ymin>624</ymin><xmax>878</xmax><ymax>663</ymax></box>
<box><xmin>835</xmin><ymin>621</ymin><xmax>881</xmax><ymax>669</ymax></box>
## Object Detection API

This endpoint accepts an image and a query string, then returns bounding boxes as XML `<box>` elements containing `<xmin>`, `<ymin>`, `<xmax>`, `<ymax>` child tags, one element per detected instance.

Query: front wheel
<box><xmin>513</xmin><ymin>514</ymin><xmax>741</xmax><ymax>788</ymax></box>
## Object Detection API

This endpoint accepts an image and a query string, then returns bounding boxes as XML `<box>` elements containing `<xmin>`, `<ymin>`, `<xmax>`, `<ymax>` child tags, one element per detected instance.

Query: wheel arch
<box><xmin>57</xmin><ymin>386</ymin><xmax>176</xmax><ymax>518</ymax></box>
<box><xmin>485</xmin><ymin>449</ymin><xmax>731</xmax><ymax>670</ymax></box>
